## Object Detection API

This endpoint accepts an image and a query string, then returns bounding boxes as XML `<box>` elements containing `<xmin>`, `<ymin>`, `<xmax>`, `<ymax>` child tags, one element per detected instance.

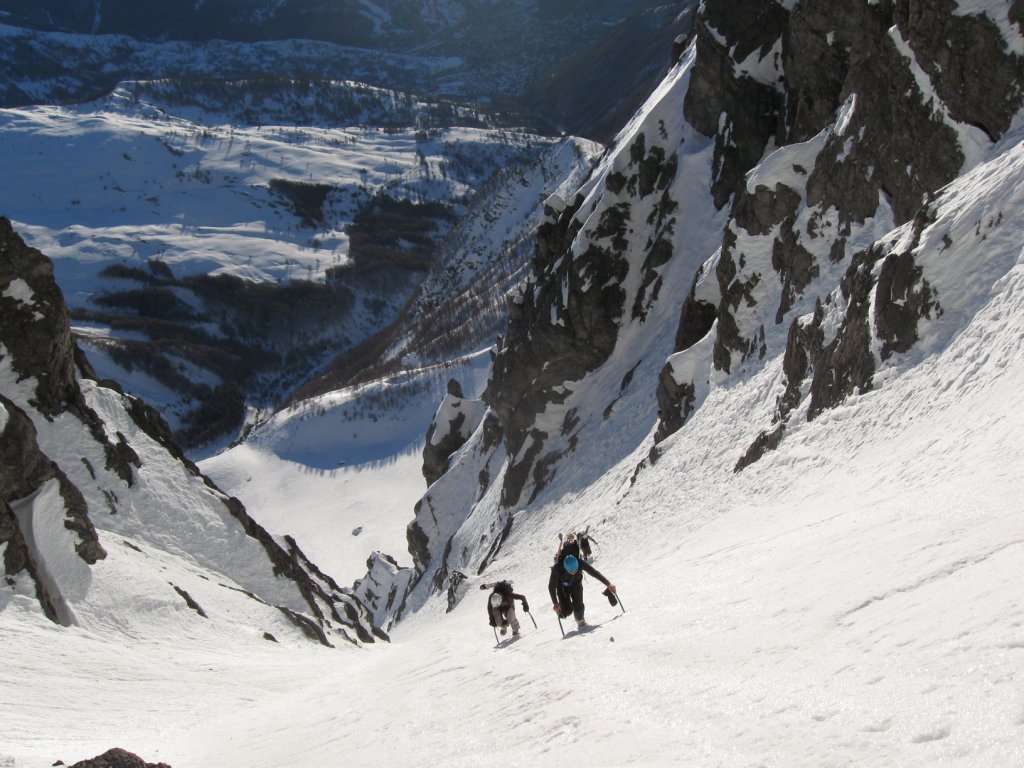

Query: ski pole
<box><xmin>493</xmin><ymin>626</ymin><xmax>500</xmax><ymax>644</ymax></box>
<box><xmin>615</xmin><ymin>592</ymin><xmax>626</xmax><ymax>614</ymax></box>
<box><xmin>556</xmin><ymin>613</ymin><xmax>565</xmax><ymax>638</ymax></box>
<box><xmin>525</xmin><ymin>608</ymin><xmax>538</xmax><ymax>629</ymax></box>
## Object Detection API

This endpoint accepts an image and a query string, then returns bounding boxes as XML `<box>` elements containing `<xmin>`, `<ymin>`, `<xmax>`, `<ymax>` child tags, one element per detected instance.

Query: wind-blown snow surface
<box><xmin>5</xmin><ymin>131</ymin><xmax>1024</xmax><ymax>766</ymax></box>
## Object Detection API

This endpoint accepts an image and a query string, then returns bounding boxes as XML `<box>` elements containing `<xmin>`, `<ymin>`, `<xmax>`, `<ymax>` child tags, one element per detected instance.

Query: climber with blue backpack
<box><xmin>548</xmin><ymin>548</ymin><xmax>616</xmax><ymax>630</ymax></box>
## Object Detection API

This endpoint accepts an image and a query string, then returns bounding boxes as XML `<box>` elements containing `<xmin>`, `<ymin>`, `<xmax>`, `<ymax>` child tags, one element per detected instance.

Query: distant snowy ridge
<box><xmin>0</xmin><ymin>0</ymin><xmax>676</xmax><ymax>126</ymax></box>
<box><xmin>0</xmin><ymin>21</ymin><xmax>461</xmax><ymax>107</ymax></box>
<box><xmin>0</xmin><ymin>86</ymin><xmax>563</xmax><ymax>444</ymax></box>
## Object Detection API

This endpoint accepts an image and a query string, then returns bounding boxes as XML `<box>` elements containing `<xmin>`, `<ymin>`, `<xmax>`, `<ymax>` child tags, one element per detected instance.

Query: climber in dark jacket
<box><xmin>480</xmin><ymin>581</ymin><xmax>529</xmax><ymax>636</ymax></box>
<box><xmin>548</xmin><ymin>553</ymin><xmax>616</xmax><ymax>628</ymax></box>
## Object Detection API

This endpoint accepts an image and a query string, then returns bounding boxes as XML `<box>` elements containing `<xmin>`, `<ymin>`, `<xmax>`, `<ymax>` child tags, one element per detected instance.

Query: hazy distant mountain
<box><xmin>0</xmin><ymin>0</ymin><xmax>662</xmax><ymax>47</ymax></box>
<box><xmin>0</xmin><ymin>0</ymin><xmax>696</xmax><ymax>137</ymax></box>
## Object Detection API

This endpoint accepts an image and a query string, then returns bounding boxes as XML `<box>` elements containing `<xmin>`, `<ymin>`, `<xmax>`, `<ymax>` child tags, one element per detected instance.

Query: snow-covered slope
<box><xmin>6</xmin><ymin>149</ymin><xmax>1024</xmax><ymax>761</ymax></box>
<box><xmin>319</xmin><ymin>1</ymin><xmax>1024</xmax><ymax>751</ymax></box>
<box><xmin>201</xmin><ymin>351</ymin><xmax>493</xmax><ymax>587</ymax></box>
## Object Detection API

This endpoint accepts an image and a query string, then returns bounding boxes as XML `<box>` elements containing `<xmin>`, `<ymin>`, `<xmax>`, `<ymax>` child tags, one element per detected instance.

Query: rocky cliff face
<box><xmin>374</xmin><ymin>0</ymin><xmax>1024</xmax><ymax>622</ymax></box>
<box><xmin>0</xmin><ymin>218</ymin><xmax>382</xmax><ymax>645</ymax></box>
<box><xmin>658</xmin><ymin>0</ymin><xmax>1023</xmax><ymax>469</ymax></box>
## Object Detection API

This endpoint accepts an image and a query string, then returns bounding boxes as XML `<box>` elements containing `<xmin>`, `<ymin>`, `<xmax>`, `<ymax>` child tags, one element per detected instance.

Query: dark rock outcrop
<box><xmin>422</xmin><ymin>379</ymin><xmax>486</xmax><ymax>487</ymax></box>
<box><xmin>736</xmin><ymin>203</ymin><xmax>944</xmax><ymax>470</ymax></box>
<box><xmin>353</xmin><ymin>551</ymin><xmax>415</xmax><ymax>632</ymax></box>
<box><xmin>895</xmin><ymin>0</ymin><xmax>1023</xmax><ymax>142</ymax></box>
<box><xmin>486</xmin><ymin>192</ymin><xmax>625</xmax><ymax>469</ymax></box>
<box><xmin>68</xmin><ymin>748</ymin><xmax>171</xmax><ymax>768</ymax></box>
<box><xmin>683</xmin><ymin>0</ymin><xmax>788</xmax><ymax>209</ymax></box>
<box><xmin>484</xmin><ymin>119</ymin><xmax>687</xmax><ymax>506</ymax></box>
<box><xmin>0</xmin><ymin>216</ymin><xmax>80</xmax><ymax>416</ymax></box>
<box><xmin>0</xmin><ymin>220</ymin><xmax>110</xmax><ymax>579</ymax></box>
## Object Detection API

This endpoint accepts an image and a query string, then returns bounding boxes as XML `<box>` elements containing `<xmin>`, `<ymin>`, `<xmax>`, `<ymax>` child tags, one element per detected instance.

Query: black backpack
<box><xmin>578</xmin><ymin>532</ymin><xmax>592</xmax><ymax>559</ymax></box>
<box><xmin>558</xmin><ymin>539</ymin><xmax>581</xmax><ymax>561</ymax></box>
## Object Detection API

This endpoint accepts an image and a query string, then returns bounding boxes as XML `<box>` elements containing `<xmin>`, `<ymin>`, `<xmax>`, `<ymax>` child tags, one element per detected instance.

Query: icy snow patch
<box><xmin>429</xmin><ymin>395</ymin><xmax>486</xmax><ymax>448</ymax></box>
<box><xmin>10</xmin><ymin>479</ymin><xmax>89</xmax><ymax>627</ymax></box>
<box><xmin>2</xmin><ymin>277</ymin><xmax>35</xmax><ymax>306</ymax></box>
<box><xmin>745</xmin><ymin>125</ymin><xmax>827</xmax><ymax>194</ymax></box>
<box><xmin>733</xmin><ymin>36</ymin><xmax>783</xmax><ymax>87</ymax></box>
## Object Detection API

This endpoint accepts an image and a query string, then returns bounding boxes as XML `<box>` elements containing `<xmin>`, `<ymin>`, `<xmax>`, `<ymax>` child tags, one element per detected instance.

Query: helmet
<box><xmin>563</xmin><ymin>555</ymin><xmax>579</xmax><ymax>574</ymax></box>
<box><xmin>489</xmin><ymin>593</ymin><xmax>503</xmax><ymax>607</ymax></box>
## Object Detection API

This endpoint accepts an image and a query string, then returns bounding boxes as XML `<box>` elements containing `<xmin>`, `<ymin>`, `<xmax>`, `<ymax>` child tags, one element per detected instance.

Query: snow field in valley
<box><xmin>200</xmin><ymin>352</ymin><xmax>493</xmax><ymax>585</ymax></box>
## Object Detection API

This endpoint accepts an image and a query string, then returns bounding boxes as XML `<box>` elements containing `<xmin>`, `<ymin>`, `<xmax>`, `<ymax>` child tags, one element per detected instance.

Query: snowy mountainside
<box><xmin>0</xmin><ymin>88</ymin><xmax>561</xmax><ymax>445</ymax></box>
<box><xmin>359</xmin><ymin>0</ymin><xmax>1024</xmax><ymax>629</ymax></box>
<box><xmin>399</xmin><ymin>138</ymin><xmax>602</xmax><ymax>354</ymax></box>
<box><xmin>276</xmin><ymin>135</ymin><xmax>601</xmax><ymax>401</ymax></box>
<box><xmin>369</xmin><ymin>137</ymin><xmax>601</xmax><ymax>375</ymax></box>
<box><xmin>198</xmin><ymin>137</ymin><xmax>601</xmax><ymax>607</ymax></box>
<box><xmin>109</xmin><ymin>77</ymin><xmax>508</xmax><ymax>131</ymax></box>
<box><xmin>4</xmin><ymin>1</ymin><xmax>1024</xmax><ymax>766</ymax></box>
<box><xmin>0</xmin><ymin>217</ymin><xmax>381</xmax><ymax>652</ymax></box>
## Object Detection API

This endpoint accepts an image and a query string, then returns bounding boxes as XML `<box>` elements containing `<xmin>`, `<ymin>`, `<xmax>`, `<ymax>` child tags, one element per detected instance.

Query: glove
<box><xmin>479</xmin><ymin>584</ymin><xmax>488</xmax><ymax>590</ymax></box>
<box><xmin>522</xmin><ymin>601</ymin><xmax>530</xmax><ymax>613</ymax></box>
<box><xmin>603</xmin><ymin>587</ymin><xmax>618</xmax><ymax>607</ymax></box>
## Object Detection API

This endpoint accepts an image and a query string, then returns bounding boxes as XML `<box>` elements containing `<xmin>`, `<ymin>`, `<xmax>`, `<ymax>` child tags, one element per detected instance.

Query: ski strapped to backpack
<box><xmin>554</xmin><ymin>526</ymin><xmax>596</xmax><ymax>563</ymax></box>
